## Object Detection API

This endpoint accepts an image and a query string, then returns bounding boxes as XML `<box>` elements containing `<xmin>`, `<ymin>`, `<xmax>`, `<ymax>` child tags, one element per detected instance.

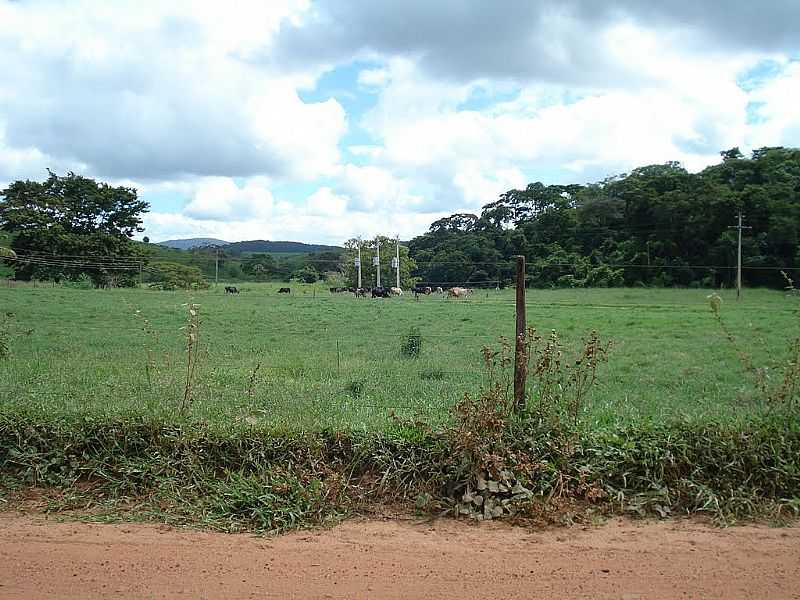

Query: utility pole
<box><xmin>373</xmin><ymin>238</ymin><xmax>381</xmax><ymax>288</ymax></box>
<box><xmin>214</xmin><ymin>247</ymin><xmax>219</xmax><ymax>287</ymax></box>
<box><xmin>513</xmin><ymin>255</ymin><xmax>528</xmax><ymax>412</ymax></box>
<box><xmin>393</xmin><ymin>235</ymin><xmax>400</xmax><ymax>289</ymax></box>
<box><xmin>356</xmin><ymin>242</ymin><xmax>362</xmax><ymax>289</ymax></box>
<box><xmin>728</xmin><ymin>210</ymin><xmax>752</xmax><ymax>300</ymax></box>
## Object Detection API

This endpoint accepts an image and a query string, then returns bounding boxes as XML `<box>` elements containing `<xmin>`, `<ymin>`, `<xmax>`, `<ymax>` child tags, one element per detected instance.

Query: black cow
<box><xmin>353</xmin><ymin>287</ymin><xmax>367</xmax><ymax>298</ymax></box>
<box><xmin>412</xmin><ymin>286</ymin><xmax>433</xmax><ymax>298</ymax></box>
<box><xmin>224</xmin><ymin>286</ymin><xmax>239</xmax><ymax>294</ymax></box>
<box><xmin>278</xmin><ymin>287</ymin><xmax>291</xmax><ymax>294</ymax></box>
<box><xmin>371</xmin><ymin>287</ymin><xmax>390</xmax><ymax>298</ymax></box>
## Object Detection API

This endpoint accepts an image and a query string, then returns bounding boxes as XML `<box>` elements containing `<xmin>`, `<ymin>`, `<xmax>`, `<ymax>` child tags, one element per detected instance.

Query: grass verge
<box><xmin>1</xmin><ymin>408</ymin><xmax>798</xmax><ymax>532</ymax></box>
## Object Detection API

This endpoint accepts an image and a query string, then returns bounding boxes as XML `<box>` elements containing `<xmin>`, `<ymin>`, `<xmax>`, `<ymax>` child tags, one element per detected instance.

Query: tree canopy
<box><xmin>408</xmin><ymin>147</ymin><xmax>800</xmax><ymax>289</ymax></box>
<box><xmin>0</xmin><ymin>171</ymin><xmax>149</xmax><ymax>286</ymax></box>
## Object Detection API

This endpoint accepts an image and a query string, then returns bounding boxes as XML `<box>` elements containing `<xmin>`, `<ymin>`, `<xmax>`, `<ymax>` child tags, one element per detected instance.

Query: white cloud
<box><xmin>746</xmin><ymin>62</ymin><xmax>800</xmax><ymax>147</ymax></box>
<box><xmin>357</xmin><ymin>67</ymin><xmax>390</xmax><ymax>87</ymax></box>
<box><xmin>338</xmin><ymin>164</ymin><xmax>424</xmax><ymax>211</ymax></box>
<box><xmin>306</xmin><ymin>187</ymin><xmax>348</xmax><ymax>216</ymax></box>
<box><xmin>184</xmin><ymin>177</ymin><xmax>274</xmax><ymax>221</ymax></box>
<box><xmin>0</xmin><ymin>0</ymin><xmax>344</xmax><ymax>181</ymax></box>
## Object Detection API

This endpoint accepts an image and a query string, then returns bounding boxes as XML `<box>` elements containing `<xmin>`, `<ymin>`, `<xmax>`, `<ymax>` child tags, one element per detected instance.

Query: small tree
<box><xmin>293</xmin><ymin>265</ymin><xmax>320</xmax><ymax>283</ymax></box>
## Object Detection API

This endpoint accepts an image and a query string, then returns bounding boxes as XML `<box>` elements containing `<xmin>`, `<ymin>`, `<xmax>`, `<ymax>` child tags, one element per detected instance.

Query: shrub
<box><xmin>147</xmin><ymin>262</ymin><xmax>209</xmax><ymax>290</ymax></box>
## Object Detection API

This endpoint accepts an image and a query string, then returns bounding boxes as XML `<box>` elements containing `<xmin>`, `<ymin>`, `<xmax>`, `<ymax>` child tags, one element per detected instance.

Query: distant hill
<box><xmin>224</xmin><ymin>240</ymin><xmax>342</xmax><ymax>255</ymax></box>
<box><xmin>157</xmin><ymin>238</ymin><xmax>230</xmax><ymax>250</ymax></box>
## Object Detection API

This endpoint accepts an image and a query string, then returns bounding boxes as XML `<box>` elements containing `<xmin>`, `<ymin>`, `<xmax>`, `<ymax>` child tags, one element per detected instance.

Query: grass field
<box><xmin>1</xmin><ymin>282</ymin><xmax>797</xmax><ymax>431</ymax></box>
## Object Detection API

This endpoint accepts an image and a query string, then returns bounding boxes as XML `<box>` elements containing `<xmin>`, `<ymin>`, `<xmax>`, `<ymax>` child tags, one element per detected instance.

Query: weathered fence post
<box><xmin>513</xmin><ymin>255</ymin><xmax>527</xmax><ymax>412</ymax></box>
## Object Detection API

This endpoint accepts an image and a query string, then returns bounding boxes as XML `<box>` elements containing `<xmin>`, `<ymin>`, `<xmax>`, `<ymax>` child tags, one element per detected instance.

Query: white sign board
<box><xmin>372</xmin><ymin>256</ymin><xmax>380</xmax><ymax>266</ymax></box>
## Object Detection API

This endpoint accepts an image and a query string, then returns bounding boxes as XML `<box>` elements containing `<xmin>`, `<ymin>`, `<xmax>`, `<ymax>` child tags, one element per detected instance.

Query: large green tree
<box><xmin>0</xmin><ymin>171</ymin><xmax>148</xmax><ymax>286</ymax></box>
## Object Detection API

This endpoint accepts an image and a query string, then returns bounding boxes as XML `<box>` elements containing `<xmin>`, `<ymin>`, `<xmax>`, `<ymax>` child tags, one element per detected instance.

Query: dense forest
<box><xmin>407</xmin><ymin>147</ymin><xmax>800</xmax><ymax>289</ymax></box>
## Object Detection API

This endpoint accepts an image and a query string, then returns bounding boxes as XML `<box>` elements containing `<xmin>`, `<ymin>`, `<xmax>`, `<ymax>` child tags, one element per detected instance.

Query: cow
<box><xmin>354</xmin><ymin>287</ymin><xmax>367</xmax><ymax>298</ymax></box>
<box><xmin>278</xmin><ymin>287</ymin><xmax>291</xmax><ymax>294</ymax></box>
<box><xmin>371</xmin><ymin>287</ymin><xmax>390</xmax><ymax>298</ymax></box>
<box><xmin>224</xmin><ymin>286</ymin><xmax>239</xmax><ymax>294</ymax></box>
<box><xmin>435</xmin><ymin>287</ymin><xmax>444</xmax><ymax>294</ymax></box>
<box><xmin>447</xmin><ymin>287</ymin><xmax>466</xmax><ymax>298</ymax></box>
<box><xmin>390</xmin><ymin>287</ymin><xmax>403</xmax><ymax>296</ymax></box>
<box><xmin>412</xmin><ymin>286</ymin><xmax>433</xmax><ymax>298</ymax></box>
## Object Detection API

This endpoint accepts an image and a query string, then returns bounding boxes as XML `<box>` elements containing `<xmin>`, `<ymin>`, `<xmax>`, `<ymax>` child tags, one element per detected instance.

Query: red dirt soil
<box><xmin>0</xmin><ymin>513</ymin><xmax>798</xmax><ymax>599</ymax></box>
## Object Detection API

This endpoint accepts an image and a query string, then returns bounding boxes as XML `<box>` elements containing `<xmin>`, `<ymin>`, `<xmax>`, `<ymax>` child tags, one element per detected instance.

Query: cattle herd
<box><xmin>225</xmin><ymin>285</ymin><xmax>476</xmax><ymax>298</ymax></box>
<box><xmin>326</xmin><ymin>285</ymin><xmax>473</xmax><ymax>299</ymax></box>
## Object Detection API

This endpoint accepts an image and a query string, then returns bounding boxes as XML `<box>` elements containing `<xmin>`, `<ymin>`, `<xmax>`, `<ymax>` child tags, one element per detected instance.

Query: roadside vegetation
<box><xmin>0</xmin><ymin>284</ymin><xmax>798</xmax><ymax>530</ymax></box>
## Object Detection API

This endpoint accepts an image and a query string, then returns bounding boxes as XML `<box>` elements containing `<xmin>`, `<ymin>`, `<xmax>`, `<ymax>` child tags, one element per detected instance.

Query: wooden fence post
<box><xmin>513</xmin><ymin>255</ymin><xmax>527</xmax><ymax>412</ymax></box>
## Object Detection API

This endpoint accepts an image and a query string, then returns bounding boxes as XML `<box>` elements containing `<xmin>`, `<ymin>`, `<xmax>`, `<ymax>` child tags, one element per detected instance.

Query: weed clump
<box><xmin>419</xmin><ymin>368</ymin><xmax>446</xmax><ymax>381</ymax></box>
<box><xmin>346</xmin><ymin>379</ymin><xmax>366</xmax><ymax>399</ymax></box>
<box><xmin>180</xmin><ymin>303</ymin><xmax>200</xmax><ymax>414</ymax></box>
<box><xmin>401</xmin><ymin>327</ymin><xmax>422</xmax><ymax>358</ymax></box>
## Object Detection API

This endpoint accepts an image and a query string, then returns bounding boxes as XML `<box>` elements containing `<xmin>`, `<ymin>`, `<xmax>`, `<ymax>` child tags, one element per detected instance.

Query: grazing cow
<box><xmin>371</xmin><ymin>286</ymin><xmax>390</xmax><ymax>298</ymax></box>
<box><xmin>390</xmin><ymin>287</ymin><xmax>403</xmax><ymax>296</ymax></box>
<box><xmin>435</xmin><ymin>287</ymin><xmax>444</xmax><ymax>294</ymax></box>
<box><xmin>447</xmin><ymin>287</ymin><xmax>466</xmax><ymax>298</ymax></box>
<box><xmin>354</xmin><ymin>287</ymin><xmax>367</xmax><ymax>298</ymax></box>
<box><xmin>412</xmin><ymin>285</ymin><xmax>433</xmax><ymax>298</ymax></box>
<box><xmin>278</xmin><ymin>287</ymin><xmax>291</xmax><ymax>294</ymax></box>
<box><xmin>224</xmin><ymin>286</ymin><xmax>239</xmax><ymax>294</ymax></box>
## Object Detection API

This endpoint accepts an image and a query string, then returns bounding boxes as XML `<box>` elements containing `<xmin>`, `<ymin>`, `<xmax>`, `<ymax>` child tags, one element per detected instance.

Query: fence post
<box><xmin>513</xmin><ymin>255</ymin><xmax>527</xmax><ymax>412</ymax></box>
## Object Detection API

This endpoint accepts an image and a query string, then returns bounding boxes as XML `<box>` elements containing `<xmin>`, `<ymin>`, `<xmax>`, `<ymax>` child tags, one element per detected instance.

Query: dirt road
<box><xmin>0</xmin><ymin>512</ymin><xmax>797</xmax><ymax>599</ymax></box>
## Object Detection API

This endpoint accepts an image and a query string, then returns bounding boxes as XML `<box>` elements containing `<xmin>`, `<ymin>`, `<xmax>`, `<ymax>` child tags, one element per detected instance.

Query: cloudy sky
<box><xmin>1</xmin><ymin>1</ymin><xmax>799</xmax><ymax>244</ymax></box>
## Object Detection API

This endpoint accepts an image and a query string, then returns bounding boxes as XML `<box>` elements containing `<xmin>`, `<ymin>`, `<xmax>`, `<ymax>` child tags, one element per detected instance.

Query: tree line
<box><xmin>408</xmin><ymin>147</ymin><xmax>800</xmax><ymax>289</ymax></box>
<box><xmin>2</xmin><ymin>147</ymin><xmax>798</xmax><ymax>289</ymax></box>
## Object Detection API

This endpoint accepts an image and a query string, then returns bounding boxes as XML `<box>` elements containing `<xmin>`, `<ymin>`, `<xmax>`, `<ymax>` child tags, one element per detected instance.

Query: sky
<box><xmin>0</xmin><ymin>1</ymin><xmax>799</xmax><ymax>245</ymax></box>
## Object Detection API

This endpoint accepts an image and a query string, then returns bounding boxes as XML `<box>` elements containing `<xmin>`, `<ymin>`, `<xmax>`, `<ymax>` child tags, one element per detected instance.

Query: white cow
<box><xmin>390</xmin><ymin>287</ymin><xmax>403</xmax><ymax>296</ymax></box>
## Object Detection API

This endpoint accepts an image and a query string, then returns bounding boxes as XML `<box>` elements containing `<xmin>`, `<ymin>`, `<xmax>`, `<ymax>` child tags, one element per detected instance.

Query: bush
<box><xmin>147</xmin><ymin>262</ymin><xmax>209</xmax><ymax>290</ymax></box>
<box><xmin>292</xmin><ymin>266</ymin><xmax>320</xmax><ymax>283</ymax></box>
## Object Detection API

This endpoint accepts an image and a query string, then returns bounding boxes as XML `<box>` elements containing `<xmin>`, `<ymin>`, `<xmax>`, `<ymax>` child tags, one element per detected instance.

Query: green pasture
<box><xmin>0</xmin><ymin>282</ymin><xmax>797</xmax><ymax>431</ymax></box>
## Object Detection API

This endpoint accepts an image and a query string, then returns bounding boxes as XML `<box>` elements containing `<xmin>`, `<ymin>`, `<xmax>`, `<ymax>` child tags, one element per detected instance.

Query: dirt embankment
<box><xmin>0</xmin><ymin>513</ymin><xmax>798</xmax><ymax>599</ymax></box>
